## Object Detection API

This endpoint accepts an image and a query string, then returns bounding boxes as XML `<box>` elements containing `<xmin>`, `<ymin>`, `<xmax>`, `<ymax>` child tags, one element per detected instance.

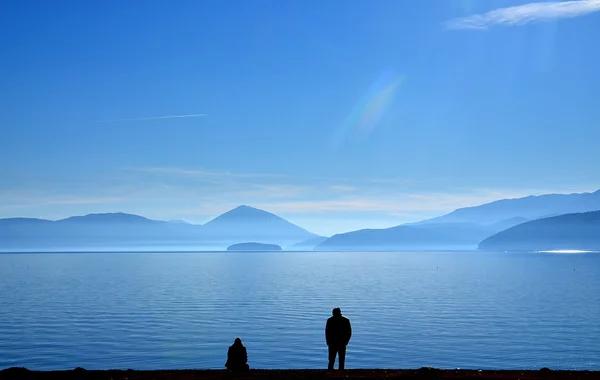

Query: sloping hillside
<box><xmin>479</xmin><ymin>211</ymin><xmax>600</xmax><ymax>251</ymax></box>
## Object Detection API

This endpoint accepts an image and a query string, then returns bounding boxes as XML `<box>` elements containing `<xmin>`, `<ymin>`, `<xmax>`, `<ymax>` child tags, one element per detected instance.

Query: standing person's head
<box><xmin>332</xmin><ymin>308</ymin><xmax>342</xmax><ymax>317</ymax></box>
<box><xmin>234</xmin><ymin>337</ymin><xmax>242</xmax><ymax>345</ymax></box>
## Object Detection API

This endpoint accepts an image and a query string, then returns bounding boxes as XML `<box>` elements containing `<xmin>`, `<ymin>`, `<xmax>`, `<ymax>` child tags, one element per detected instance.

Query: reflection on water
<box><xmin>0</xmin><ymin>251</ymin><xmax>599</xmax><ymax>370</ymax></box>
<box><xmin>537</xmin><ymin>250</ymin><xmax>598</xmax><ymax>254</ymax></box>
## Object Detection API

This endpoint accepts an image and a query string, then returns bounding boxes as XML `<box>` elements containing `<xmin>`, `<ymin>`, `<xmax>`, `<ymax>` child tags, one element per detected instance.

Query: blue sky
<box><xmin>2</xmin><ymin>0</ymin><xmax>600</xmax><ymax>235</ymax></box>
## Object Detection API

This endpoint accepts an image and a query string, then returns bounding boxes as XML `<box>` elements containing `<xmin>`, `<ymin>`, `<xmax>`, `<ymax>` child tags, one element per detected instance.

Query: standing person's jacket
<box><xmin>326</xmin><ymin>315</ymin><xmax>352</xmax><ymax>346</ymax></box>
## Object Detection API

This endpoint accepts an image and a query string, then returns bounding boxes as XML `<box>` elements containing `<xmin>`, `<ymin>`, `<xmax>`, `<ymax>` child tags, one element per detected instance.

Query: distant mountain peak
<box><xmin>231</xmin><ymin>205</ymin><xmax>266</xmax><ymax>213</ymax></box>
<box><xmin>85</xmin><ymin>212</ymin><xmax>136</xmax><ymax>217</ymax></box>
<box><xmin>214</xmin><ymin>205</ymin><xmax>278</xmax><ymax>220</ymax></box>
<box><xmin>201</xmin><ymin>205</ymin><xmax>316</xmax><ymax>244</ymax></box>
<box><xmin>57</xmin><ymin>212</ymin><xmax>156</xmax><ymax>223</ymax></box>
<box><xmin>234</xmin><ymin>205</ymin><xmax>254</xmax><ymax>210</ymax></box>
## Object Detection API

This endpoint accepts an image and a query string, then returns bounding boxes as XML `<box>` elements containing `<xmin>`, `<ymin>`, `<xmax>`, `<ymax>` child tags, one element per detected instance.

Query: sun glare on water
<box><xmin>537</xmin><ymin>250</ymin><xmax>597</xmax><ymax>254</ymax></box>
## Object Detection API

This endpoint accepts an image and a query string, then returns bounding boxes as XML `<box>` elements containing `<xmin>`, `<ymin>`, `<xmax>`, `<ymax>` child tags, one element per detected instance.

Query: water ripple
<box><xmin>0</xmin><ymin>251</ymin><xmax>599</xmax><ymax>370</ymax></box>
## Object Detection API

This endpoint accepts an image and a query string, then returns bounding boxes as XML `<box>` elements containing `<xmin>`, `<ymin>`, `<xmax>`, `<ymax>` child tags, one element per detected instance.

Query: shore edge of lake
<box><xmin>2</xmin><ymin>367</ymin><xmax>599</xmax><ymax>380</ymax></box>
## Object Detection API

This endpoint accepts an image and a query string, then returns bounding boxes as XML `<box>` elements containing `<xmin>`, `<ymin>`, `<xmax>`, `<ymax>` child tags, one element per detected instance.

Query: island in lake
<box><xmin>227</xmin><ymin>242</ymin><xmax>282</xmax><ymax>251</ymax></box>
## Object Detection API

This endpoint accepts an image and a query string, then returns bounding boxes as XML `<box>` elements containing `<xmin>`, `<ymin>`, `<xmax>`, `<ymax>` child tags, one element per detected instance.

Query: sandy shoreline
<box><xmin>1</xmin><ymin>367</ymin><xmax>599</xmax><ymax>380</ymax></box>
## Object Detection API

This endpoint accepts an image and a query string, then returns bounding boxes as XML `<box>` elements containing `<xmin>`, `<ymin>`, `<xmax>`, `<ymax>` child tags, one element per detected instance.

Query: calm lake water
<box><xmin>0</xmin><ymin>251</ymin><xmax>599</xmax><ymax>370</ymax></box>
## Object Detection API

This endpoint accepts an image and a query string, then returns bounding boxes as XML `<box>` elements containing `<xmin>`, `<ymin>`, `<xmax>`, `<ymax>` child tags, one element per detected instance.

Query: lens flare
<box><xmin>333</xmin><ymin>71</ymin><xmax>404</xmax><ymax>148</ymax></box>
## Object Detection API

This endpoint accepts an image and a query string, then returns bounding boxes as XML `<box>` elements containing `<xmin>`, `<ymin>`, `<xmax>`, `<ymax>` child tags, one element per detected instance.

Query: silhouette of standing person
<box><xmin>326</xmin><ymin>308</ymin><xmax>352</xmax><ymax>370</ymax></box>
<box><xmin>225</xmin><ymin>337</ymin><xmax>249</xmax><ymax>372</ymax></box>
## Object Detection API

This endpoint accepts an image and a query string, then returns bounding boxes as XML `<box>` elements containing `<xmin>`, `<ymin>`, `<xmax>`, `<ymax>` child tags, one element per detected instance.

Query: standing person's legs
<box><xmin>338</xmin><ymin>345</ymin><xmax>347</xmax><ymax>370</ymax></box>
<box><xmin>328</xmin><ymin>345</ymin><xmax>337</xmax><ymax>370</ymax></box>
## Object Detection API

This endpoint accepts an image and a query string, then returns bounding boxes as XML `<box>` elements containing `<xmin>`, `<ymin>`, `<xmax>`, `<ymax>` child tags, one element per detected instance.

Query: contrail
<box><xmin>94</xmin><ymin>113</ymin><xmax>208</xmax><ymax>123</ymax></box>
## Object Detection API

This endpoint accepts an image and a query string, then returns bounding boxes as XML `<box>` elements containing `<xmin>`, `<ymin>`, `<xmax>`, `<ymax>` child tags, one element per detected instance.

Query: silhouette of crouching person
<box><xmin>326</xmin><ymin>308</ymin><xmax>352</xmax><ymax>370</ymax></box>
<box><xmin>225</xmin><ymin>338</ymin><xmax>249</xmax><ymax>373</ymax></box>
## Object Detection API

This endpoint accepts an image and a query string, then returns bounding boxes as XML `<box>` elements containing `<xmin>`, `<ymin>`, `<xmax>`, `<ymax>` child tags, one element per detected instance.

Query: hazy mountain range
<box><xmin>1</xmin><ymin>189</ymin><xmax>599</xmax><ymax>251</ymax></box>
<box><xmin>318</xmin><ymin>189</ymin><xmax>600</xmax><ymax>251</ymax></box>
<box><xmin>289</xmin><ymin>236</ymin><xmax>328</xmax><ymax>250</ymax></box>
<box><xmin>316</xmin><ymin>222</ymin><xmax>496</xmax><ymax>251</ymax></box>
<box><xmin>0</xmin><ymin>206</ymin><xmax>316</xmax><ymax>251</ymax></box>
<box><xmin>416</xmin><ymin>189</ymin><xmax>600</xmax><ymax>225</ymax></box>
<box><xmin>479</xmin><ymin>211</ymin><xmax>600</xmax><ymax>251</ymax></box>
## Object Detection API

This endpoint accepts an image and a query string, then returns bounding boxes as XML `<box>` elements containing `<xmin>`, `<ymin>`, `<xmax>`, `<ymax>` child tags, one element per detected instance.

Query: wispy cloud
<box><xmin>94</xmin><ymin>114</ymin><xmax>208</xmax><ymax>123</ymax></box>
<box><xmin>0</xmin><ymin>196</ymin><xmax>124</xmax><ymax>209</ymax></box>
<box><xmin>133</xmin><ymin>167</ymin><xmax>419</xmax><ymax>192</ymax></box>
<box><xmin>134</xmin><ymin>167</ymin><xmax>283</xmax><ymax>180</ymax></box>
<box><xmin>163</xmin><ymin>187</ymin><xmax>549</xmax><ymax>231</ymax></box>
<box><xmin>445</xmin><ymin>0</ymin><xmax>600</xmax><ymax>30</ymax></box>
<box><xmin>247</xmin><ymin>189</ymin><xmax>538</xmax><ymax>215</ymax></box>
<box><xmin>235</xmin><ymin>184</ymin><xmax>313</xmax><ymax>199</ymax></box>
<box><xmin>364</xmin><ymin>177</ymin><xmax>415</xmax><ymax>185</ymax></box>
<box><xmin>3</xmin><ymin>165</ymin><xmax>598</xmax><ymax>234</ymax></box>
<box><xmin>328</xmin><ymin>185</ymin><xmax>356</xmax><ymax>192</ymax></box>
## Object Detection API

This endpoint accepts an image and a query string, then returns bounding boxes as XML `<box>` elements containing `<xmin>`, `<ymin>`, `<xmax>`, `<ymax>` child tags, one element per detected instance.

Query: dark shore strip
<box><xmin>2</xmin><ymin>367</ymin><xmax>599</xmax><ymax>380</ymax></box>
